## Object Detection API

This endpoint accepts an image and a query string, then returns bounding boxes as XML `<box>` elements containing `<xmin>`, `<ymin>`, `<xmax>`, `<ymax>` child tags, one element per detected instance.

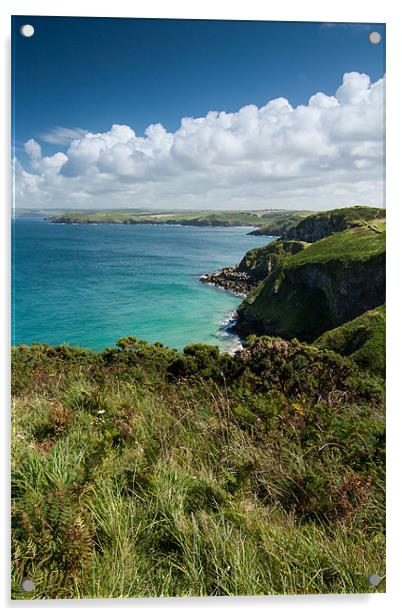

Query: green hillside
<box><xmin>248</xmin><ymin>212</ymin><xmax>314</xmax><ymax>236</ymax></box>
<box><xmin>200</xmin><ymin>239</ymin><xmax>309</xmax><ymax>295</ymax></box>
<box><xmin>235</xmin><ymin>225</ymin><xmax>385</xmax><ymax>342</ymax></box>
<box><xmin>250</xmin><ymin>206</ymin><xmax>385</xmax><ymax>240</ymax></box>
<box><xmin>315</xmin><ymin>305</ymin><xmax>385</xmax><ymax>377</ymax></box>
<box><xmin>238</xmin><ymin>239</ymin><xmax>309</xmax><ymax>280</ymax></box>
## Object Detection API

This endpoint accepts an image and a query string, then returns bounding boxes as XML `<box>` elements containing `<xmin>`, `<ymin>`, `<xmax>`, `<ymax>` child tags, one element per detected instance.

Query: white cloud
<box><xmin>14</xmin><ymin>72</ymin><xmax>385</xmax><ymax>211</ymax></box>
<box><xmin>24</xmin><ymin>138</ymin><xmax>42</xmax><ymax>163</ymax></box>
<box><xmin>39</xmin><ymin>126</ymin><xmax>89</xmax><ymax>145</ymax></box>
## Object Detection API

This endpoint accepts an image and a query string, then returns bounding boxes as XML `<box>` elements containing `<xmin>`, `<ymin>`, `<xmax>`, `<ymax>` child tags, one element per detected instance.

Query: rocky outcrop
<box><xmin>199</xmin><ymin>269</ymin><xmax>253</xmax><ymax>296</ymax></box>
<box><xmin>200</xmin><ymin>239</ymin><xmax>308</xmax><ymax>296</ymax></box>
<box><xmin>284</xmin><ymin>206</ymin><xmax>385</xmax><ymax>242</ymax></box>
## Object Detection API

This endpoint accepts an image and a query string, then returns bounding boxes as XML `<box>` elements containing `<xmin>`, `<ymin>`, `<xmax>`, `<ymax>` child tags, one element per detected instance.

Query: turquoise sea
<box><xmin>12</xmin><ymin>218</ymin><xmax>271</xmax><ymax>352</ymax></box>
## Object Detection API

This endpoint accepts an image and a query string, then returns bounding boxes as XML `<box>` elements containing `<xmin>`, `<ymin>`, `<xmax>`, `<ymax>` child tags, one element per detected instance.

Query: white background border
<box><xmin>1</xmin><ymin>1</ymin><xmax>401</xmax><ymax>614</ymax></box>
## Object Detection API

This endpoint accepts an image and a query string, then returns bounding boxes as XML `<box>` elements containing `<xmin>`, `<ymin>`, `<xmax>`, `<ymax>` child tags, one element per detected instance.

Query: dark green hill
<box><xmin>248</xmin><ymin>212</ymin><xmax>313</xmax><ymax>236</ymax></box>
<box><xmin>235</xmin><ymin>225</ymin><xmax>385</xmax><ymax>342</ymax></box>
<box><xmin>314</xmin><ymin>305</ymin><xmax>385</xmax><ymax>376</ymax></box>
<box><xmin>237</xmin><ymin>239</ymin><xmax>309</xmax><ymax>279</ymax></box>
<box><xmin>200</xmin><ymin>239</ymin><xmax>308</xmax><ymax>295</ymax></box>
<box><xmin>250</xmin><ymin>205</ymin><xmax>385</xmax><ymax>240</ymax></box>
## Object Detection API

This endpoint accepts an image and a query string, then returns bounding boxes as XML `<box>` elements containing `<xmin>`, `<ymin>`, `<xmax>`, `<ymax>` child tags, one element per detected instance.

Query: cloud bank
<box><xmin>14</xmin><ymin>72</ymin><xmax>385</xmax><ymax>211</ymax></box>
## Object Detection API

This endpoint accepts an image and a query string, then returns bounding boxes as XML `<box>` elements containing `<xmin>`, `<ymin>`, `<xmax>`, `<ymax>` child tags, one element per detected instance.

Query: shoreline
<box><xmin>47</xmin><ymin>217</ymin><xmax>261</xmax><ymax>230</ymax></box>
<box><xmin>215</xmin><ymin>310</ymin><xmax>243</xmax><ymax>355</ymax></box>
<box><xmin>199</xmin><ymin>267</ymin><xmax>255</xmax><ymax>297</ymax></box>
<box><xmin>16</xmin><ymin>216</ymin><xmax>262</xmax><ymax>354</ymax></box>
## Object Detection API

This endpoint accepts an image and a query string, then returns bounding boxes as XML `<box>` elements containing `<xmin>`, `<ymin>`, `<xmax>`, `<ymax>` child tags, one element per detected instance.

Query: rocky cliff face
<box><xmin>200</xmin><ymin>239</ymin><xmax>307</xmax><ymax>295</ymax></box>
<box><xmin>284</xmin><ymin>206</ymin><xmax>385</xmax><ymax>242</ymax></box>
<box><xmin>250</xmin><ymin>206</ymin><xmax>386</xmax><ymax>240</ymax></box>
<box><xmin>234</xmin><ymin>226</ymin><xmax>385</xmax><ymax>343</ymax></box>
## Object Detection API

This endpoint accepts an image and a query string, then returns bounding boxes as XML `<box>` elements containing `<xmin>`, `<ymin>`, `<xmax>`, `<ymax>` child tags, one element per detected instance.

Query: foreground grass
<box><xmin>11</xmin><ymin>339</ymin><xmax>385</xmax><ymax>598</ymax></box>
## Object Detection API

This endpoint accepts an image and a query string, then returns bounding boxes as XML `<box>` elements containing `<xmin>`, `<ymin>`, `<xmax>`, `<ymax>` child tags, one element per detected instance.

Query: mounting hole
<box><xmin>368</xmin><ymin>31</ymin><xmax>381</xmax><ymax>45</ymax></box>
<box><xmin>368</xmin><ymin>573</ymin><xmax>382</xmax><ymax>586</ymax></box>
<box><xmin>20</xmin><ymin>24</ymin><xmax>35</xmax><ymax>38</ymax></box>
<box><xmin>21</xmin><ymin>578</ymin><xmax>35</xmax><ymax>592</ymax></box>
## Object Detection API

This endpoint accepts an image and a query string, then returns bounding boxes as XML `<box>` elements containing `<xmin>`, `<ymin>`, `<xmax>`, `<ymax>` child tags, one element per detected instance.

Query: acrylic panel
<box><xmin>11</xmin><ymin>16</ymin><xmax>386</xmax><ymax>599</ymax></box>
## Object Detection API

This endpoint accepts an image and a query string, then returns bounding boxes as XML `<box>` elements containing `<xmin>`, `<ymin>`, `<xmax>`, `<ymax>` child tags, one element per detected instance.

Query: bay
<box><xmin>12</xmin><ymin>217</ymin><xmax>271</xmax><ymax>352</ymax></box>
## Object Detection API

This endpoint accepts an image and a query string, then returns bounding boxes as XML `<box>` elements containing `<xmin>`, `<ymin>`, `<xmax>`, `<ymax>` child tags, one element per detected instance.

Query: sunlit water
<box><xmin>12</xmin><ymin>217</ymin><xmax>271</xmax><ymax>352</ymax></box>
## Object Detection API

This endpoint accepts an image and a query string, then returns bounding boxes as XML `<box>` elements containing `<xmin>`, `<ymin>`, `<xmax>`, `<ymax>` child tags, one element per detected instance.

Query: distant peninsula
<box><xmin>47</xmin><ymin>208</ymin><xmax>313</xmax><ymax>229</ymax></box>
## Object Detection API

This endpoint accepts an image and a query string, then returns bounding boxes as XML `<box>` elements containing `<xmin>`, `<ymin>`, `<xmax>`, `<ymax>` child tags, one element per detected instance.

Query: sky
<box><xmin>12</xmin><ymin>16</ymin><xmax>386</xmax><ymax>211</ymax></box>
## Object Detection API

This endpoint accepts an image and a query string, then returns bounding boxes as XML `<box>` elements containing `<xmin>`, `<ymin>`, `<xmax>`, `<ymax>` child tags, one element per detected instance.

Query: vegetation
<box><xmin>283</xmin><ymin>223</ymin><xmax>385</xmax><ymax>266</ymax></box>
<box><xmin>12</xmin><ymin>336</ymin><xmax>385</xmax><ymax>599</ymax></box>
<box><xmin>200</xmin><ymin>239</ymin><xmax>309</xmax><ymax>295</ymax></box>
<box><xmin>248</xmin><ymin>213</ymin><xmax>315</xmax><ymax>236</ymax></box>
<box><xmin>315</xmin><ymin>306</ymin><xmax>385</xmax><ymax>377</ymax></box>
<box><xmin>48</xmin><ymin>209</ymin><xmax>314</xmax><ymax>229</ymax></box>
<box><xmin>235</xmin><ymin>225</ymin><xmax>385</xmax><ymax>342</ymax></box>
<box><xmin>251</xmin><ymin>206</ymin><xmax>385</xmax><ymax>240</ymax></box>
<box><xmin>12</xmin><ymin>204</ymin><xmax>386</xmax><ymax>599</ymax></box>
<box><xmin>237</xmin><ymin>239</ymin><xmax>309</xmax><ymax>280</ymax></box>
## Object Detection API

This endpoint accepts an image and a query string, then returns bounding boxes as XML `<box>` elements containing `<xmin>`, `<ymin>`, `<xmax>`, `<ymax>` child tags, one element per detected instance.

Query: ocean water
<box><xmin>12</xmin><ymin>218</ymin><xmax>271</xmax><ymax>352</ymax></box>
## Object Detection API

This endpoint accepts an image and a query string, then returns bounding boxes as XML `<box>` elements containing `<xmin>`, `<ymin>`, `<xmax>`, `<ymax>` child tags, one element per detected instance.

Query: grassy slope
<box><xmin>49</xmin><ymin>209</ymin><xmax>314</xmax><ymax>228</ymax></box>
<box><xmin>11</xmin><ymin>338</ymin><xmax>385</xmax><ymax>598</ymax></box>
<box><xmin>252</xmin><ymin>205</ymin><xmax>385</xmax><ymax>238</ymax></box>
<box><xmin>236</xmin><ymin>225</ymin><xmax>386</xmax><ymax>342</ymax></box>
<box><xmin>283</xmin><ymin>223</ymin><xmax>385</xmax><ymax>266</ymax></box>
<box><xmin>247</xmin><ymin>212</ymin><xmax>314</xmax><ymax>236</ymax></box>
<box><xmin>238</xmin><ymin>240</ymin><xmax>309</xmax><ymax>279</ymax></box>
<box><xmin>314</xmin><ymin>306</ymin><xmax>385</xmax><ymax>376</ymax></box>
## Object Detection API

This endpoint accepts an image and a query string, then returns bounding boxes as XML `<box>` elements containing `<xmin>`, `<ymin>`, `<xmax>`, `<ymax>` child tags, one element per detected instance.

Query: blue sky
<box><xmin>12</xmin><ymin>17</ymin><xmax>385</xmax><ymax>210</ymax></box>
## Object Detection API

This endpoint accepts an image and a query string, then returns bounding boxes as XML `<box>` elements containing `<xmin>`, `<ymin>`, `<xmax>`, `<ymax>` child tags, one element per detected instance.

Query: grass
<box><xmin>48</xmin><ymin>209</ymin><xmax>314</xmax><ymax>228</ymax></box>
<box><xmin>236</xmin><ymin>225</ymin><xmax>386</xmax><ymax>342</ymax></box>
<box><xmin>284</xmin><ymin>225</ymin><xmax>385</xmax><ymax>268</ymax></box>
<box><xmin>238</xmin><ymin>240</ymin><xmax>309</xmax><ymax>279</ymax></box>
<box><xmin>250</xmin><ymin>205</ymin><xmax>385</xmax><ymax>238</ymax></box>
<box><xmin>11</xmin><ymin>338</ymin><xmax>385</xmax><ymax>599</ymax></box>
<box><xmin>314</xmin><ymin>306</ymin><xmax>385</xmax><ymax>376</ymax></box>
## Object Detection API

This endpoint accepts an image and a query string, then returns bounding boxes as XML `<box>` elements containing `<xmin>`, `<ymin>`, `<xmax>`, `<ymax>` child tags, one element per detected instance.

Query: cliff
<box><xmin>248</xmin><ymin>212</ymin><xmax>312</xmax><ymax>236</ymax></box>
<box><xmin>234</xmin><ymin>224</ymin><xmax>385</xmax><ymax>343</ymax></box>
<box><xmin>250</xmin><ymin>205</ymin><xmax>385</xmax><ymax>240</ymax></box>
<box><xmin>200</xmin><ymin>239</ymin><xmax>308</xmax><ymax>295</ymax></box>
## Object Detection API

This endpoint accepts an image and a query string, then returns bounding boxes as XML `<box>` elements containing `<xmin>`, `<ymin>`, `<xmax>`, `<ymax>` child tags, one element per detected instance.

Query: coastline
<box><xmin>215</xmin><ymin>309</ymin><xmax>243</xmax><ymax>354</ymax></box>
<box><xmin>14</xmin><ymin>217</ymin><xmax>269</xmax><ymax>353</ymax></box>
<box><xmin>199</xmin><ymin>267</ymin><xmax>255</xmax><ymax>297</ymax></box>
<box><xmin>48</xmin><ymin>218</ymin><xmax>259</xmax><ymax>228</ymax></box>
<box><xmin>199</xmin><ymin>269</ymin><xmax>253</xmax><ymax>354</ymax></box>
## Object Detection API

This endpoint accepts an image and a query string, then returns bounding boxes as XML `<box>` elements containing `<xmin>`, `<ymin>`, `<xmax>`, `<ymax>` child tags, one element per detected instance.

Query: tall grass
<box><xmin>11</xmin><ymin>341</ymin><xmax>385</xmax><ymax>598</ymax></box>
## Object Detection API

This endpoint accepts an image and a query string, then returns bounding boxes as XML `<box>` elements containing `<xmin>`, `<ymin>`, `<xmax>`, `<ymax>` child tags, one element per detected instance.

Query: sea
<box><xmin>12</xmin><ymin>217</ymin><xmax>271</xmax><ymax>353</ymax></box>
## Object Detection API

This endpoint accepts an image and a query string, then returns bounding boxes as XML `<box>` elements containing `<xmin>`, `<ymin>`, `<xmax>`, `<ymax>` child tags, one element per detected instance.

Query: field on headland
<box><xmin>46</xmin><ymin>208</ymin><xmax>314</xmax><ymax>229</ymax></box>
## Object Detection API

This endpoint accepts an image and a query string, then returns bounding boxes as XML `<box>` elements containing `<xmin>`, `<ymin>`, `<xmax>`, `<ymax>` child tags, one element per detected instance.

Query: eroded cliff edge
<box><xmin>234</xmin><ymin>224</ymin><xmax>385</xmax><ymax>343</ymax></box>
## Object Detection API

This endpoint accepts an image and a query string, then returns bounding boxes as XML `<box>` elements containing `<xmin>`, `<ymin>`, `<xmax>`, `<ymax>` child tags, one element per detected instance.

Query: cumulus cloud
<box><xmin>14</xmin><ymin>72</ymin><xmax>385</xmax><ymax>210</ymax></box>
